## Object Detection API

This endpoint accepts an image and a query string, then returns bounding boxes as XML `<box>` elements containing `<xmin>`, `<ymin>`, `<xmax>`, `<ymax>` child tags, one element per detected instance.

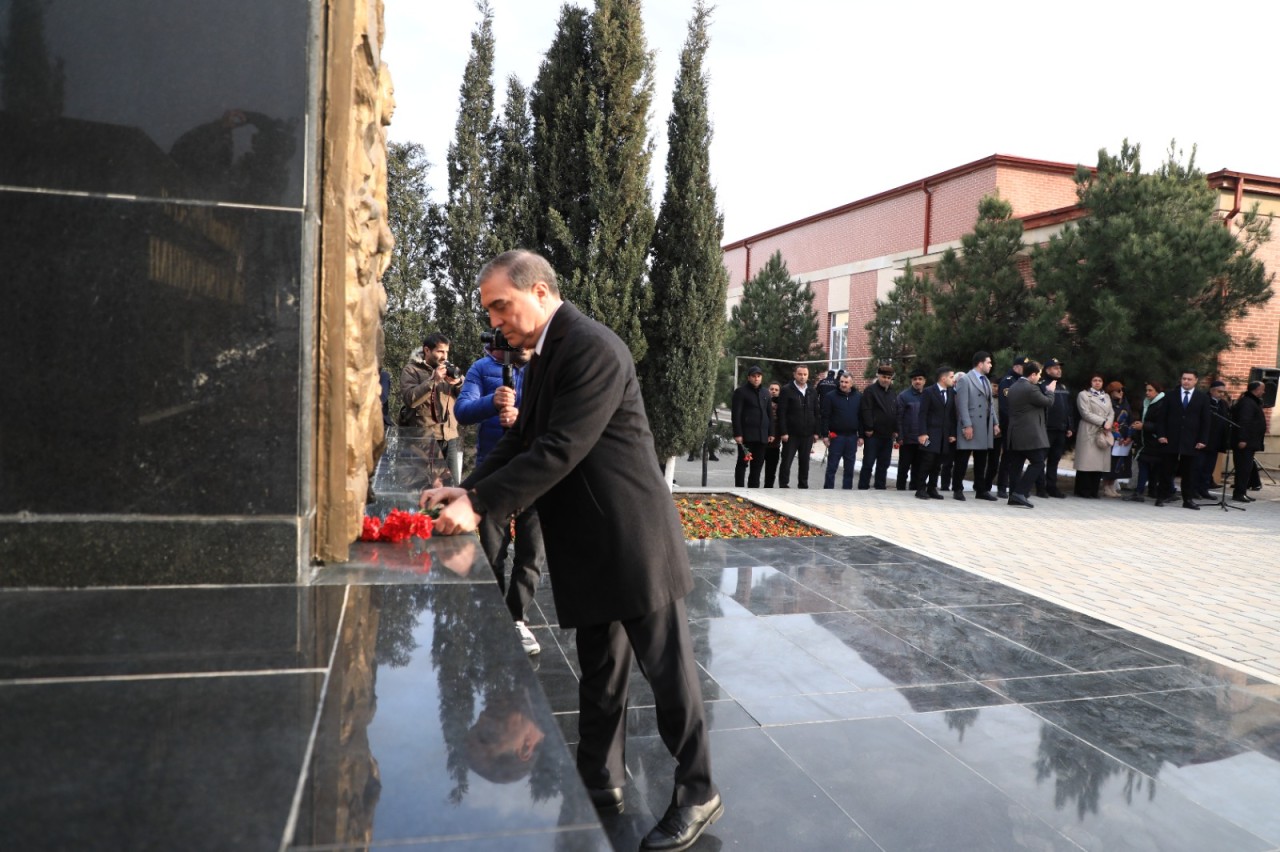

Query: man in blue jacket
<box><xmin>820</xmin><ymin>372</ymin><xmax>863</xmax><ymax>489</ymax></box>
<box><xmin>456</xmin><ymin>343</ymin><xmax>544</xmax><ymax>655</ymax></box>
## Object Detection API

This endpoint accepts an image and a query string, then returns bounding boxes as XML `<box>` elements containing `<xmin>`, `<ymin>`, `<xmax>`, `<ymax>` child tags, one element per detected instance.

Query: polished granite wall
<box><xmin>0</xmin><ymin>0</ymin><xmax>317</xmax><ymax>584</ymax></box>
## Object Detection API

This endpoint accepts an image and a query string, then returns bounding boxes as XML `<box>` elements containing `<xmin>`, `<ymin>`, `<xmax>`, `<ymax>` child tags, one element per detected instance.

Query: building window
<box><xmin>829</xmin><ymin>311</ymin><xmax>848</xmax><ymax>373</ymax></box>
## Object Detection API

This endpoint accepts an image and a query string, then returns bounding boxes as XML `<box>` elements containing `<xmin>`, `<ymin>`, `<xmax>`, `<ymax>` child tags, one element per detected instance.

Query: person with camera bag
<box><xmin>456</xmin><ymin>332</ymin><xmax>544</xmax><ymax>655</ymax></box>
<box><xmin>399</xmin><ymin>332</ymin><xmax>464</xmax><ymax>487</ymax></box>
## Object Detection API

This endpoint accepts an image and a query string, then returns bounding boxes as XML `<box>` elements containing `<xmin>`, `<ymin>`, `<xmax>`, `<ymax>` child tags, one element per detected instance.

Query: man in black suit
<box><xmin>424</xmin><ymin>251</ymin><xmax>722</xmax><ymax>851</ymax></box>
<box><xmin>1161</xmin><ymin>369</ymin><xmax>1212</xmax><ymax>510</ymax></box>
<box><xmin>731</xmin><ymin>365</ymin><xmax>773</xmax><ymax>487</ymax></box>
<box><xmin>1005</xmin><ymin>360</ymin><xmax>1054</xmax><ymax>508</ymax></box>
<box><xmin>915</xmin><ymin>366</ymin><xmax>957</xmax><ymax>500</ymax></box>
<box><xmin>778</xmin><ymin>364</ymin><xmax>821</xmax><ymax>488</ymax></box>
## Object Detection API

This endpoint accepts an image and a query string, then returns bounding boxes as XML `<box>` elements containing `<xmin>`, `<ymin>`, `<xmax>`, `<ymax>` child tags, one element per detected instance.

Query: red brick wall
<box><xmin>997</xmin><ymin>163</ymin><xmax>1080</xmax><ymax>219</ymax></box>
<box><xmin>926</xmin><ymin>168</ymin><xmax>999</xmax><ymax>246</ymax></box>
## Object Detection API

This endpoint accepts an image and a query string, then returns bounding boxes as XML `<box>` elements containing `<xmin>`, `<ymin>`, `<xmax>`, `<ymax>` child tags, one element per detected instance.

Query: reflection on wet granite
<box><xmin>0</xmin><ymin>585</ymin><xmax>343</xmax><ymax>679</ymax></box>
<box><xmin>294</xmin><ymin>584</ymin><xmax>597</xmax><ymax>848</ymax></box>
<box><xmin>905</xmin><ymin>704</ymin><xmax>1273</xmax><ymax>850</ymax></box>
<box><xmin>699</xmin><ymin>565</ymin><xmax>847</xmax><ymax>616</ymax></box>
<box><xmin>947</xmin><ymin>604</ymin><xmax>1166</xmax><ymax>672</ymax></box>
<box><xmin>769</xmin><ymin>716</ymin><xmax>1079</xmax><ymax>850</ymax></box>
<box><xmin>860</xmin><ymin>606</ymin><xmax>1072</xmax><ymax>680</ymax></box>
<box><xmin>0</xmin><ymin>0</ymin><xmax>309</xmax><ymax>205</ymax></box>
<box><xmin>1</xmin><ymin>672</ymin><xmax>322</xmax><ymax>851</ymax></box>
<box><xmin>309</xmin><ymin>534</ymin><xmax>492</xmax><ymax>585</ymax></box>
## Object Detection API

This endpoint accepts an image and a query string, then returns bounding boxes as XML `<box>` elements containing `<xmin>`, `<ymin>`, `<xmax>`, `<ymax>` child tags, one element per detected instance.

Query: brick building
<box><xmin>721</xmin><ymin>154</ymin><xmax>1280</xmax><ymax>433</ymax></box>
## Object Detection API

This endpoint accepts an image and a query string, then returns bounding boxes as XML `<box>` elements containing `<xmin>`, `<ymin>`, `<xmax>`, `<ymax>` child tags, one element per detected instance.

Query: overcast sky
<box><xmin>383</xmin><ymin>0</ymin><xmax>1280</xmax><ymax>245</ymax></box>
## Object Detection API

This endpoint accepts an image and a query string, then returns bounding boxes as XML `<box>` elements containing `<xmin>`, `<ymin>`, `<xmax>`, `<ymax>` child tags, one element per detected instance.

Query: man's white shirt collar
<box><xmin>533</xmin><ymin>303</ymin><xmax>563</xmax><ymax>355</ymax></box>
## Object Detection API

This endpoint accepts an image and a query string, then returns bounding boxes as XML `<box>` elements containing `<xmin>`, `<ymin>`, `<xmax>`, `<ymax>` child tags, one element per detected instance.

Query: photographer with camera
<box><xmin>456</xmin><ymin>329</ymin><xmax>544</xmax><ymax>655</ymax></box>
<box><xmin>399</xmin><ymin>332</ymin><xmax>464</xmax><ymax>488</ymax></box>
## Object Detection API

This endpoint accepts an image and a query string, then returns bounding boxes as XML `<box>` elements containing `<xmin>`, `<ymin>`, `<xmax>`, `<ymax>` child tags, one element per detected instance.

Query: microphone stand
<box><xmin>1209</xmin><ymin>407</ymin><xmax>1244</xmax><ymax>512</ymax></box>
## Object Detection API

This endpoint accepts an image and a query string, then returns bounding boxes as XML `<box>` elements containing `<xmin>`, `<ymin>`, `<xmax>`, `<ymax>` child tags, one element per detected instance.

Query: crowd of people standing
<box><xmin>726</xmin><ymin>353</ymin><xmax>1270</xmax><ymax>510</ymax></box>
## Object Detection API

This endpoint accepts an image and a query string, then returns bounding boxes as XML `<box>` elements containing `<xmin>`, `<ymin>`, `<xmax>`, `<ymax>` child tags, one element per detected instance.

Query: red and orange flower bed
<box><xmin>676</xmin><ymin>494</ymin><xmax>829</xmax><ymax>540</ymax></box>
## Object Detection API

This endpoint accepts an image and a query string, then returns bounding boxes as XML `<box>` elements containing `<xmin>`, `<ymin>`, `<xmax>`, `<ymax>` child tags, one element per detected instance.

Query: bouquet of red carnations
<box><xmin>361</xmin><ymin>508</ymin><xmax>434</xmax><ymax>542</ymax></box>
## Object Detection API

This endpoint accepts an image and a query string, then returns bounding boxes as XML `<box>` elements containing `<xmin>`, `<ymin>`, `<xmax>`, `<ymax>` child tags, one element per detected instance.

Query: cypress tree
<box><xmin>640</xmin><ymin>1</ymin><xmax>727</xmax><ymax>462</ymax></box>
<box><xmin>530</xmin><ymin>5</ymin><xmax>593</xmax><ymax>285</ymax></box>
<box><xmin>576</xmin><ymin>0</ymin><xmax>656</xmax><ymax>360</ymax></box>
<box><xmin>439</xmin><ymin>0</ymin><xmax>496</xmax><ymax>364</ymax></box>
<box><xmin>384</xmin><ymin>142</ymin><xmax>442</xmax><ymax>393</ymax></box>
<box><xmin>488</xmin><ymin>75</ymin><xmax>536</xmax><ymax>253</ymax></box>
<box><xmin>1030</xmin><ymin>140</ymin><xmax>1274</xmax><ymax>386</ymax></box>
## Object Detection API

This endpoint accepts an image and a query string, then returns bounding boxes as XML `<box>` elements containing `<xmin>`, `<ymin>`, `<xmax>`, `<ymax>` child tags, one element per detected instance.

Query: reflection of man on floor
<box><xmin>466</xmin><ymin>686</ymin><xmax>547</xmax><ymax>784</ymax></box>
<box><xmin>423</xmin><ymin>250</ymin><xmax>722</xmax><ymax>852</ymax></box>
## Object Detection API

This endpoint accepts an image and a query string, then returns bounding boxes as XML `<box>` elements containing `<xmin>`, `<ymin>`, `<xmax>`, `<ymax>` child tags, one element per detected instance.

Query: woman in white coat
<box><xmin>1074</xmin><ymin>373</ymin><xmax>1115</xmax><ymax>498</ymax></box>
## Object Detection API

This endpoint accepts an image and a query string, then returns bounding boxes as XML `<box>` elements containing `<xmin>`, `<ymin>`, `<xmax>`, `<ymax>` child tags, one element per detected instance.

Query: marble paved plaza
<box><xmin>527</xmin><ymin>532</ymin><xmax>1280</xmax><ymax>851</ymax></box>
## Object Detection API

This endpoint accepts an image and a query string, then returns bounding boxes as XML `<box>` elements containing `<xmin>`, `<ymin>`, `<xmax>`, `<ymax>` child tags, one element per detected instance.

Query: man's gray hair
<box><xmin>478</xmin><ymin>250</ymin><xmax>560</xmax><ymax>296</ymax></box>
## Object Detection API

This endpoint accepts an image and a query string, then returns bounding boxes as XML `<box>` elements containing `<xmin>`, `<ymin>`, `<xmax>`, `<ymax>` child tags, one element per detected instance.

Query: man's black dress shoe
<box><xmin>1007</xmin><ymin>493</ymin><xmax>1034</xmax><ymax>508</ymax></box>
<box><xmin>1182</xmin><ymin>501</ymin><xmax>1201</xmax><ymax>511</ymax></box>
<box><xmin>1035</xmin><ymin>489</ymin><xmax>1049</xmax><ymax>499</ymax></box>
<box><xmin>641</xmin><ymin>794</ymin><xmax>724</xmax><ymax>851</ymax></box>
<box><xmin>927</xmin><ymin>489</ymin><xmax>944</xmax><ymax>500</ymax></box>
<box><xmin>1047</xmin><ymin>489</ymin><xmax>1066</xmax><ymax>499</ymax></box>
<box><xmin>976</xmin><ymin>491</ymin><xmax>999</xmax><ymax>501</ymax></box>
<box><xmin>952</xmin><ymin>491</ymin><xmax>966</xmax><ymax>501</ymax></box>
<box><xmin>708</xmin><ymin>454</ymin><xmax>720</xmax><ymax>461</ymax></box>
<box><xmin>587</xmin><ymin>786</ymin><xmax>624</xmax><ymax>814</ymax></box>
<box><xmin>996</xmin><ymin>489</ymin><xmax>1008</xmax><ymax>499</ymax></box>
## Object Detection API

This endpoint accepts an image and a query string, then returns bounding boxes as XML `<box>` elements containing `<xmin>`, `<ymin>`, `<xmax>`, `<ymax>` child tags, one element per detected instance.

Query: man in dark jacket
<box><xmin>731</xmin><ymin>366</ymin><xmax>773</xmax><ymax>487</ymax></box>
<box><xmin>456</xmin><ymin>345</ymin><xmax>544</xmax><ymax>655</ymax></box>
<box><xmin>1195</xmin><ymin>380</ymin><xmax>1231</xmax><ymax>497</ymax></box>
<box><xmin>895</xmin><ymin>369</ymin><xmax>927</xmax><ymax>491</ymax></box>
<box><xmin>915</xmin><ymin>366</ymin><xmax>957</xmax><ymax>500</ymax></box>
<box><xmin>778</xmin><ymin>365</ymin><xmax>821</xmax><ymax>488</ymax></box>
<box><xmin>1231</xmin><ymin>380</ymin><xmax>1267</xmax><ymax>503</ymax></box>
<box><xmin>1006</xmin><ymin>360</ymin><xmax>1055</xmax><ymax>508</ymax></box>
<box><xmin>424</xmin><ymin>251</ymin><xmax>721</xmax><ymax>850</ymax></box>
<box><xmin>995</xmin><ymin>355</ymin><xmax>1026</xmax><ymax>497</ymax></box>
<box><xmin>858</xmin><ymin>364</ymin><xmax>898</xmax><ymax>489</ymax></box>
<box><xmin>1162</xmin><ymin>369</ymin><xmax>1212</xmax><ymax>510</ymax></box>
<box><xmin>1036</xmin><ymin>358</ymin><xmax>1074</xmax><ymax>498</ymax></box>
<box><xmin>821</xmin><ymin>372</ymin><xmax>863</xmax><ymax>489</ymax></box>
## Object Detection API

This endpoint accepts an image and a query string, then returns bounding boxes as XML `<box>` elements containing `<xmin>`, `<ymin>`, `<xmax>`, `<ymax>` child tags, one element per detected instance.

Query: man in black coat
<box><xmin>858</xmin><ymin>364</ymin><xmax>898</xmax><ymax>489</ymax></box>
<box><xmin>1161</xmin><ymin>369</ymin><xmax>1212</xmax><ymax>510</ymax></box>
<box><xmin>1195</xmin><ymin>380</ymin><xmax>1231</xmax><ymax>496</ymax></box>
<box><xmin>896</xmin><ymin>369</ymin><xmax>927</xmax><ymax>491</ymax></box>
<box><xmin>1231</xmin><ymin>380</ymin><xmax>1267</xmax><ymax>503</ymax></box>
<box><xmin>914</xmin><ymin>366</ymin><xmax>957</xmax><ymax>500</ymax></box>
<box><xmin>995</xmin><ymin>355</ymin><xmax>1026</xmax><ymax>497</ymax></box>
<box><xmin>1005</xmin><ymin>359</ymin><xmax>1055</xmax><ymax>508</ymax></box>
<box><xmin>424</xmin><ymin>251</ymin><xmax>722</xmax><ymax>851</ymax></box>
<box><xmin>731</xmin><ymin>366</ymin><xmax>773</xmax><ymax>487</ymax></box>
<box><xmin>763</xmin><ymin>381</ymin><xmax>783</xmax><ymax>487</ymax></box>
<box><xmin>1036</xmin><ymin>358</ymin><xmax>1074</xmax><ymax>498</ymax></box>
<box><xmin>778</xmin><ymin>364</ymin><xmax>821</xmax><ymax>488</ymax></box>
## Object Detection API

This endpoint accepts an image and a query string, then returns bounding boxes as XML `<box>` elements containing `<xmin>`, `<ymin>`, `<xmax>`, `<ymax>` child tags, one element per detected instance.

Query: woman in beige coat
<box><xmin>1074</xmin><ymin>373</ymin><xmax>1115</xmax><ymax>498</ymax></box>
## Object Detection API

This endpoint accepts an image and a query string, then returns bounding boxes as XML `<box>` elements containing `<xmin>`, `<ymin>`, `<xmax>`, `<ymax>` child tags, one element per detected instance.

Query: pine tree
<box><xmin>924</xmin><ymin>195</ymin><xmax>1055</xmax><ymax>371</ymax></box>
<box><xmin>574</xmin><ymin>0</ymin><xmax>656</xmax><ymax>360</ymax></box>
<box><xmin>864</xmin><ymin>261</ymin><xmax>931</xmax><ymax>379</ymax></box>
<box><xmin>488</xmin><ymin>76</ymin><xmax>536</xmax><ymax>253</ymax></box>
<box><xmin>439</xmin><ymin>0</ymin><xmax>496</xmax><ymax>365</ymax></box>
<box><xmin>1030</xmin><ymin>140</ymin><xmax>1274</xmax><ymax>386</ymax></box>
<box><xmin>384</xmin><ymin>142</ymin><xmax>442</xmax><ymax>395</ymax></box>
<box><xmin>640</xmin><ymin>1</ymin><xmax>727</xmax><ymax>462</ymax></box>
<box><xmin>530</xmin><ymin>5</ymin><xmax>593</xmax><ymax>284</ymax></box>
<box><xmin>728</xmin><ymin>251</ymin><xmax>825</xmax><ymax>383</ymax></box>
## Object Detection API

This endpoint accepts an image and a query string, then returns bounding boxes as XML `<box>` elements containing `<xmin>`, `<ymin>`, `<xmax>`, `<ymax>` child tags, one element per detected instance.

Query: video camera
<box><xmin>480</xmin><ymin>328</ymin><xmax>518</xmax><ymax>352</ymax></box>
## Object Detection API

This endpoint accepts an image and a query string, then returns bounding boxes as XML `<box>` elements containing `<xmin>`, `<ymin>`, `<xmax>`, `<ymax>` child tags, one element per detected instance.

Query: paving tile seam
<box><xmin>279</xmin><ymin>585</ymin><xmax>350</xmax><ymax>852</ymax></box>
<box><xmin>0</xmin><ymin>668</ymin><xmax>329</xmax><ymax>687</ymax></box>
<box><xmin>290</xmin><ymin>823</ymin><xmax>606</xmax><ymax>850</ymax></box>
